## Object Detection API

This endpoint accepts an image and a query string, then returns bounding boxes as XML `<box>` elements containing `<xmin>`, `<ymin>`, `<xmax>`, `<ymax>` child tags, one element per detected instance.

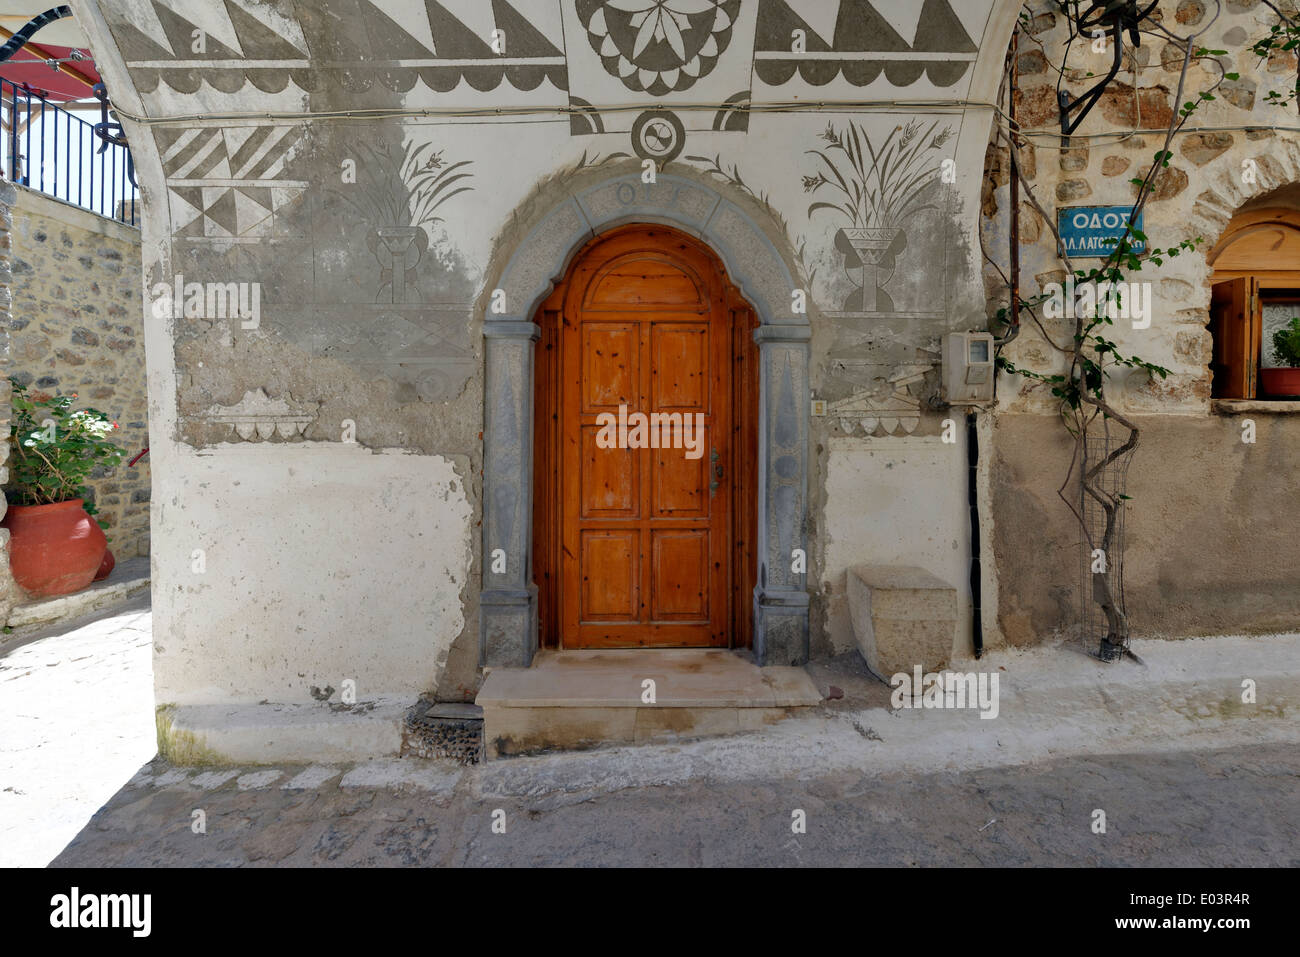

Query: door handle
<box><xmin>709</xmin><ymin>448</ymin><xmax>722</xmax><ymax>497</ymax></box>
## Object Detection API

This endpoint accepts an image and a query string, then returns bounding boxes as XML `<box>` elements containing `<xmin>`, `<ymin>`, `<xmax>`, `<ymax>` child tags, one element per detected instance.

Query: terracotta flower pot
<box><xmin>1260</xmin><ymin>367</ymin><xmax>1300</xmax><ymax>398</ymax></box>
<box><xmin>94</xmin><ymin>548</ymin><xmax>115</xmax><ymax>582</ymax></box>
<box><xmin>1</xmin><ymin>499</ymin><xmax>107</xmax><ymax>598</ymax></box>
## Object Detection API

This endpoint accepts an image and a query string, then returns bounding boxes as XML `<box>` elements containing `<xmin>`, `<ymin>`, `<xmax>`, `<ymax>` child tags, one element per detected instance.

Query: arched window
<box><xmin>1208</xmin><ymin>208</ymin><xmax>1300</xmax><ymax>399</ymax></box>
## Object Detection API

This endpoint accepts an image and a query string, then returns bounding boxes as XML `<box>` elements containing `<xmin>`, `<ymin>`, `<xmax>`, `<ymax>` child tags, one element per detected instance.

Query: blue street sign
<box><xmin>1057</xmin><ymin>205</ymin><xmax>1146</xmax><ymax>258</ymax></box>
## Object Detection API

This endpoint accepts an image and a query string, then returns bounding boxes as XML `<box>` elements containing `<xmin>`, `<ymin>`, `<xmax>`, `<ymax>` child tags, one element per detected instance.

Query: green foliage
<box><xmin>1271</xmin><ymin>317</ymin><xmax>1300</xmax><ymax>367</ymax></box>
<box><xmin>6</xmin><ymin>377</ymin><xmax>124</xmax><ymax>512</ymax></box>
<box><xmin>995</xmin><ymin>233</ymin><xmax>1190</xmax><ymax>415</ymax></box>
<box><xmin>1252</xmin><ymin>20</ymin><xmax>1300</xmax><ymax>111</ymax></box>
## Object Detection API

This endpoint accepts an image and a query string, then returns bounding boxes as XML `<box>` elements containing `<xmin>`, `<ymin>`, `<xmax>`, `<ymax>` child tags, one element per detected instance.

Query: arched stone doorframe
<box><xmin>481</xmin><ymin>173</ymin><xmax>811</xmax><ymax>668</ymax></box>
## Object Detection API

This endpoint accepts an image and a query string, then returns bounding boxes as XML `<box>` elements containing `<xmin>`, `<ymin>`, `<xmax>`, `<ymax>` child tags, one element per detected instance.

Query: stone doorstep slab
<box><xmin>476</xmin><ymin>649</ymin><xmax>824</xmax><ymax>709</ymax></box>
<box><xmin>162</xmin><ymin>698</ymin><xmax>410</xmax><ymax>765</ymax></box>
<box><xmin>482</xmin><ymin>703</ymin><xmax>796</xmax><ymax>757</ymax></box>
<box><xmin>5</xmin><ymin>556</ymin><xmax>151</xmax><ymax>630</ymax></box>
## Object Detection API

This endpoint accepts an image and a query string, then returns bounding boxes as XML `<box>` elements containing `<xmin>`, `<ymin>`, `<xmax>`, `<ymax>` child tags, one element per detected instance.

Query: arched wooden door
<box><xmin>533</xmin><ymin>225</ymin><xmax>758</xmax><ymax>650</ymax></box>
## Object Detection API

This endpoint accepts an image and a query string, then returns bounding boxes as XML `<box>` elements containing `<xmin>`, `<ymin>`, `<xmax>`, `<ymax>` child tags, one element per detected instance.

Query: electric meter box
<box><xmin>944</xmin><ymin>332</ymin><xmax>996</xmax><ymax>404</ymax></box>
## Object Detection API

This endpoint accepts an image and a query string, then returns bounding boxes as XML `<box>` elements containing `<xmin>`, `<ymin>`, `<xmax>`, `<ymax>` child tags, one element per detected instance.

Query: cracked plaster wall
<box><xmin>71</xmin><ymin>0</ymin><xmax>1028</xmax><ymax>708</ymax></box>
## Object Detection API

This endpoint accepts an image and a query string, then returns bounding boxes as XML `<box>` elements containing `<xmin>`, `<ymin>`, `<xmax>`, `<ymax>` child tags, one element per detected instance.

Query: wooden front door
<box><xmin>533</xmin><ymin>226</ymin><xmax>756</xmax><ymax>649</ymax></box>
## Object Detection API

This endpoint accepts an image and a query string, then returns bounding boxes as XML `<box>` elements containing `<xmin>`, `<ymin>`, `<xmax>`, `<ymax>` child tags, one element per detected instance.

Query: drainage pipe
<box><xmin>966</xmin><ymin>410</ymin><xmax>983</xmax><ymax>659</ymax></box>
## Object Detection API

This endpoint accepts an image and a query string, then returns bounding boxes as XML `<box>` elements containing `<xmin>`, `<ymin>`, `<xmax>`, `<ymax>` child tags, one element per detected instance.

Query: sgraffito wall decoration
<box><xmin>163</xmin><ymin>125</ymin><xmax>308</xmax><ymax>241</ymax></box>
<box><xmin>575</xmin><ymin>0</ymin><xmax>742</xmax><ymax>95</ymax></box>
<box><xmin>107</xmin><ymin>0</ymin><xmax>569</xmax><ymax>96</ymax></box>
<box><xmin>794</xmin><ymin>116</ymin><xmax>963</xmax><ymax>408</ymax></box>
<box><xmin>115</xmin><ymin>1</ymin><xmax>991</xmax><ymax>447</ymax></box>
<box><xmin>75</xmin><ymin>0</ymin><xmax>1012</xmax><ymax>705</ymax></box>
<box><xmin>311</xmin><ymin>133</ymin><xmax>479</xmax><ymax>402</ymax></box>
<box><xmin>803</xmin><ymin>118</ymin><xmax>955</xmax><ymax>314</ymax></box>
<box><xmin>163</xmin><ymin>119</ymin><xmax>481</xmax><ymax>417</ymax></box>
<box><xmin>753</xmin><ymin>0</ymin><xmax>978</xmax><ymax>89</ymax></box>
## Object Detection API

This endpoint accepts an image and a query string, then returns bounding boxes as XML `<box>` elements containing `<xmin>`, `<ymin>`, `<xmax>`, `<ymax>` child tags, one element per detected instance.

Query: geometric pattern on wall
<box><xmin>109</xmin><ymin>0</ymin><xmax>981</xmax><ymax>99</ymax></box>
<box><xmin>168</xmin><ymin>184</ymin><xmax>307</xmax><ymax>239</ymax></box>
<box><xmin>574</xmin><ymin>0</ymin><xmax>741</xmax><ymax>95</ymax></box>
<box><xmin>112</xmin><ymin>0</ymin><xmax>568</xmax><ymax>95</ymax></box>
<box><xmin>753</xmin><ymin>0</ymin><xmax>978</xmax><ymax>88</ymax></box>
<box><xmin>158</xmin><ymin>126</ymin><xmax>302</xmax><ymax>180</ymax></box>
<box><xmin>161</xmin><ymin>125</ymin><xmax>308</xmax><ymax>240</ymax></box>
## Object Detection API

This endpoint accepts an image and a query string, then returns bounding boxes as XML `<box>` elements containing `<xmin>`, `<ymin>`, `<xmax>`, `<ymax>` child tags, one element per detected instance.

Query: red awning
<box><xmin>0</xmin><ymin>42</ymin><xmax>101</xmax><ymax>102</ymax></box>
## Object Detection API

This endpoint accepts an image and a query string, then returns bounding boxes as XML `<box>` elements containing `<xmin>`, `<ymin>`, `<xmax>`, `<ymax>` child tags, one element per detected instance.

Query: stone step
<box><xmin>476</xmin><ymin>649</ymin><xmax>823</xmax><ymax>758</ymax></box>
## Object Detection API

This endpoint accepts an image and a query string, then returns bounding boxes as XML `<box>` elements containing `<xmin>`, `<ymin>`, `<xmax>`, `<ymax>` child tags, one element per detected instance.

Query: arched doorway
<box><xmin>480</xmin><ymin>171</ymin><xmax>811</xmax><ymax>669</ymax></box>
<box><xmin>532</xmin><ymin>225</ymin><xmax>759</xmax><ymax>650</ymax></box>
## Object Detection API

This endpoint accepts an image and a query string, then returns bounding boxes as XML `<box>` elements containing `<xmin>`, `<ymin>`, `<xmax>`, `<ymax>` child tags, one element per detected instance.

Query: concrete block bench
<box><xmin>847</xmin><ymin>565</ymin><xmax>959</xmax><ymax>681</ymax></box>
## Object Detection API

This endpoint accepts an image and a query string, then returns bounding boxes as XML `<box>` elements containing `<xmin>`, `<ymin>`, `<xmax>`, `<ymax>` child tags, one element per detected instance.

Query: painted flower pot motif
<box><xmin>374</xmin><ymin>226</ymin><xmax>425</xmax><ymax>304</ymax></box>
<box><xmin>1260</xmin><ymin>367</ymin><xmax>1300</xmax><ymax>398</ymax></box>
<box><xmin>1</xmin><ymin>499</ymin><xmax>107</xmax><ymax>598</ymax></box>
<box><xmin>840</xmin><ymin>226</ymin><xmax>903</xmax><ymax>312</ymax></box>
<box><xmin>804</xmin><ymin>120</ymin><xmax>954</xmax><ymax>314</ymax></box>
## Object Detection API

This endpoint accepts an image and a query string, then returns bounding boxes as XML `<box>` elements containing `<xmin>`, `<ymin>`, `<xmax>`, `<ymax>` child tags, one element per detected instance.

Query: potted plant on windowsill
<box><xmin>1262</xmin><ymin>317</ymin><xmax>1300</xmax><ymax>398</ymax></box>
<box><xmin>2</xmin><ymin>378</ymin><xmax>123</xmax><ymax>597</ymax></box>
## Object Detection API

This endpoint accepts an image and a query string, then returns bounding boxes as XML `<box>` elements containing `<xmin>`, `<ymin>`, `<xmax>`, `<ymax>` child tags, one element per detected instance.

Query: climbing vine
<box><xmin>989</xmin><ymin>1</ymin><xmax>1240</xmax><ymax>657</ymax></box>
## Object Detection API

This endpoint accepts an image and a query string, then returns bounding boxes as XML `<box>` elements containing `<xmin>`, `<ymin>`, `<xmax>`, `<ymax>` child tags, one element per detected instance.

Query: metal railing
<box><xmin>1</xmin><ymin>77</ymin><xmax>138</xmax><ymax>226</ymax></box>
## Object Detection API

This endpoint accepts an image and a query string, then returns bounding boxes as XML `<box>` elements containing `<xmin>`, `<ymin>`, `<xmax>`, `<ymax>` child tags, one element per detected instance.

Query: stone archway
<box><xmin>481</xmin><ymin>173</ymin><xmax>811</xmax><ymax>668</ymax></box>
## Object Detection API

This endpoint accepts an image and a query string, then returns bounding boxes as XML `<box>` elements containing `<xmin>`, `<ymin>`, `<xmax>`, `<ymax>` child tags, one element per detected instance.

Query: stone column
<box><xmin>753</xmin><ymin>323</ymin><xmax>811</xmax><ymax>666</ymax></box>
<box><xmin>480</xmin><ymin>318</ymin><xmax>540</xmax><ymax>668</ymax></box>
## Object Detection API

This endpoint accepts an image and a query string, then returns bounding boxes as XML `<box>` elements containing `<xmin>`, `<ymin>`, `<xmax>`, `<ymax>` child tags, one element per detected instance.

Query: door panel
<box><xmin>533</xmin><ymin>226</ymin><xmax>758</xmax><ymax>652</ymax></box>
<box><xmin>653</xmin><ymin>441</ymin><xmax>708</xmax><ymax>517</ymax></box>
<box><xmin>582</xmin><ymin>323</ymin><xmax>636</xmax><ymax>409</ymax></box>
<box><xmin>587</xmin><ymin>257</ymin><xmax>703</xmax><ymax>306</ymax></box>
<box><xmin>580</xmin><ymin>427</ymin><xmax>636</xmax><ymax>516</ymax></box>
<box><xmin>559</xmin><ymin>229</ymin><xmax>731</xmax><ymax>648</ymax></box>
<box><xmin>580</xmin><ymin>530</ymin><xmax>638</xmax><ymax>621</ymax></box>
<box><xmin>651</xmin><ymin>323</ymin><xmax>708</xmax><ymax>408</ymax></box>
<box><xmin>651</xmin><ymin>531</ymin><xmax>710</xmax><ymax>620</ymax></box>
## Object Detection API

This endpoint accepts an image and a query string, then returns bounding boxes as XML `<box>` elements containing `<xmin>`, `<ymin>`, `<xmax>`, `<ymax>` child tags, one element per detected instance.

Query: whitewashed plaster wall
<box><xmin>72</xmin><ymin>0</ymin><xmax>1025</xmax><ymax>707</ymax></box>
<box><xmin>821</xmin><ymin>434</ymin><xmax>974</xmax><ymax>657</ymax></box>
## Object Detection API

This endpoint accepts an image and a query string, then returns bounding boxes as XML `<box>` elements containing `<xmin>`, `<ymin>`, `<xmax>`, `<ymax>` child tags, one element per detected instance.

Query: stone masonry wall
<box><xmin>981</xmin><ymin>0</ymin><xmax>1300</xmax><ymax>643</ymax></box>
<box><xmin>0</xmin><ymin>181</ymin><xmax>18</xmax><ymax>621</ymax></box>
<box><xmin>5</xmin><ymin>186</ymin><xmax>149</xmax><ymax>561</ymax></box>
<box><xmin>984</xmin><ymin>0</ymin><xmax>1300</xmax><ymax>413</ymax></box>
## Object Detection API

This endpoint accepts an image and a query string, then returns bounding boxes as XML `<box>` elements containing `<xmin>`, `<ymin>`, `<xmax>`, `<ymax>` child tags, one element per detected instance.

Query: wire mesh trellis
<box><xmin>1078</xmin><ymin>419</ymin><xmax>1136</xmax><ymax>661</ymax></box>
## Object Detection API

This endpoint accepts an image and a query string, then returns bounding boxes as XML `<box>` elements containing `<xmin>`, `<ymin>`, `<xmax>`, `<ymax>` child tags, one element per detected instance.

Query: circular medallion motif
<box><xmin>631</xmin><ymin>110</ymin><xmax>685</xmax><ymax>163</ymax></box>
<box><xmin>577</xmin><ymin>0</ymin><xmax>741</xmax><ymax>95</ymax></box>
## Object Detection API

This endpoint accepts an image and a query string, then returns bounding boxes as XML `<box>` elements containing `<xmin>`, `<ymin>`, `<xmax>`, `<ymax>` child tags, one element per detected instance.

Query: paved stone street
<box><xmin>51</xmin><ymin>743</ymin><xmax>1300</xmax><ymax>867</ymax></box>
<box><xmin>0</xmin><ymin>595</ymin><xmax>155</xmax><ymax>868</ymax></box>
<box><xmin>5</xmin><ymin>599</ymin><xmax>1300</xmax><ymax>867</ymax></box>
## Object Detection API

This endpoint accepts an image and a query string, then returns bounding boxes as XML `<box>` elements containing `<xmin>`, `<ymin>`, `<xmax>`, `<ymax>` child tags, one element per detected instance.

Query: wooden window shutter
<box><xmin>1210</xmin><ymin>277</ymin><xmax>1261</xmax><ymax>399</ymax></box>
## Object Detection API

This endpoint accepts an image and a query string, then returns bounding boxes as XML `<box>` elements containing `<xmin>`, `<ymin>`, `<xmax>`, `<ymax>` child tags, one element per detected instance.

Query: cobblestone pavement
<box><xmin>7</xmin><ymin>598</ymin><xmax>1300</xmax><ymax>867</ymax></box>
<box><xmin>51</xmin><ymin>743</ymin><xmax>1300</xmax><ymax>867</ymax></box>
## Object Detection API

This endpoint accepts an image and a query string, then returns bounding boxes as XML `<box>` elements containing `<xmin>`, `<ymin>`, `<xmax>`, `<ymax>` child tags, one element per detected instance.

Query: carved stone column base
<box><xmin>481</xmin><ymin>585</ymin><xmax>537</xmax><ymax>669</ymax></box>
<box><xmin>754</xmin><ymin>587</ymin><xmax>810</xmax><ymax>666</ymax></box>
